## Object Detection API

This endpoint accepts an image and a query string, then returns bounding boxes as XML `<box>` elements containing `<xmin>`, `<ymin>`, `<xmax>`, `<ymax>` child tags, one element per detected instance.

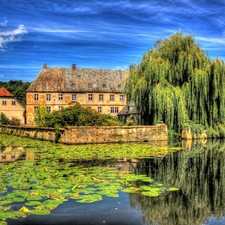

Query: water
<box><xmin>1</xmin><ymin>136</ymin><xmax>225</xmax><ymax>225</ymax></box>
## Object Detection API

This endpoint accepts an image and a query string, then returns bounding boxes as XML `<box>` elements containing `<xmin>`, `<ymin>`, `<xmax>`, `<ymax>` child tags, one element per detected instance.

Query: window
<box><xmin>46</xmin><ymin>106</ymin><xmax>51</xmax><ymax>113</ymax></box>
<box><xmin>88</xmin><ymin>84</ymin><xmax>92</xmax><ymax>88</ymax></box>
<box><xmin>34</xmin><ymin>106</ymin><xmax>38</xmax><ymax>113</ymax></box>
<box><xmin>59</xmin><ymin>106</ymin><xmax>62</xmax><ymax>111</ymax></box>
<box><xmin>88</xmin><ymin>94</ymin><xmax>93</xmax><ymax>101</ymax></box>
<box><xmin>57</xmin><ymin>83</ymin><xmax>61</xmax><ymax>88</ymax></box>
<box><xmin>110</xmin><ymin>107</ymin><xmax>119</xmax><ymax>114</ymax></box>
<box><xmin>46</xmin><ymin>94</ymin><xmax>51</xmax><ymax>101</ymax></box>
<box><xmin>34</xmin><ymin>94</ymin><xmax>39</xmax><ymax>101</ymax></box>
<box><xmin>12</xmin><ymin>100</ymin><xmax>16</xmax><ymax>106</ymax></box>
<box><xmin>1</xmin><ymin>155</ymin><xmax>6</xmax><ymax>160</ymax></box>
<box><xmin>72</xmin><ymin>93</ymin><xmax>76</xmax><ymax>101</ymax></box>
<box><xmin>110</xmin><ymin>94</ymin><xmax>114</xmax><ymax>101</ymax></box>
<box><xmin>2</xmin><ymin>100</ymin><xmax>6</xmax><ymax>106</ymax></box>
<box><xmin>72</xmin><ymin>83</ymin><xmax>75</xmax><ymax>89</ymax></box>
<box><xmin>120</xmin><ymin>95</ymin><xmax>124</xmax><ymax>102</ymax></box>
<box><xmin>110</xmin><ymin>107</ymin><xmax>114</xmax><ymax>114</ymax></box>
<box><xmin>99</xmin><ymin>94</ymin><xmax>104</xmax><ymax>101</ymax></box>
<box><xmin>11</xmin><ymin>155</ymin><xmax>15</xmax><ymax>160</ymax></box>
<box><xmin>58</xmin><ymin>94</ymin><xmax>63</xmax><ymax>101</ymax></box>
<box><xmin>103</xmin><ymin>84</ymin><xmax>106</xmax><ymax>88</ymax></box>
<box><xmin>42</xmin><ymin>83</ymin><xmax>46</xmax><ymax>90</ymax></box>
<box><xmin>98</xmin><ymin>107</ymin><xmax>102</xmax><ymax>113</ymax></box>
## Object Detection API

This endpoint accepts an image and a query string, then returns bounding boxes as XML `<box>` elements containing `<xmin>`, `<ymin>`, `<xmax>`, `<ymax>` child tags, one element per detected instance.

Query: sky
<box><xmin>1</xmin><ymin>0</ymin><xmax>225</xmax><ymax>82</ymax></box>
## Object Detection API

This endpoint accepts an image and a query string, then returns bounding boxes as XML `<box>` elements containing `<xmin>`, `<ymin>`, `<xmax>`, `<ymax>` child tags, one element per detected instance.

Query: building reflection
<box><xmin>0</xmin><ymin>146</ymin><xmax>25</xmax><ymax>162</ymax></box>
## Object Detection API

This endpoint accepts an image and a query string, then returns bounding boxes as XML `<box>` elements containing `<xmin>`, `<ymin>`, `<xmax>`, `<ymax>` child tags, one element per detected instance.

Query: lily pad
<box><xmin>141</xmin><ymin>191</ymin><xmax>160</xmax><ymax>197</ymax></box>
<box><xmin>30</xmin><ymin>209</ymin><xmax>51</xmax><ymax>215</ymax></box>
<box><xmin>25</xmin><ymin>201</ymin><xmax>42</xmax><ymax>207</ymax></box>
<box><xmin>76</xmin><ymin>194</ymin><xmax>103</xmax><ymax>203</ymax></box>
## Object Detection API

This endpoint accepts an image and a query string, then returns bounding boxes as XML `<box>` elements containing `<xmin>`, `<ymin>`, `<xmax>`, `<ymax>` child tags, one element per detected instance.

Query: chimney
<box><xmin>43</xmin><ymin>63</ymin><xmax>47</xmax><ymax>70</ymax></box>
<box><xmin>72</xmin><ymin>64</ymin><xmax>76</xmax><ymax>70</ymax></box>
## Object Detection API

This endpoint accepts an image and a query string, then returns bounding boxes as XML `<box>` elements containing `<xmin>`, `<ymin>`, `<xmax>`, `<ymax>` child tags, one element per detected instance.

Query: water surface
<box><xmin>1</xmin><ymin>136</ymin><xmax>225</xmax><ymax>225</ymax></box>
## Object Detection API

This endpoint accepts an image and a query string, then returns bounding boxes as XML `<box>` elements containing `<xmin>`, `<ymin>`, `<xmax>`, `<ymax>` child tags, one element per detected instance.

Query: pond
<box><xmin>0</xmin><ymin>134</ymin><xmax>225</xmax><ymax>225</ymax></box>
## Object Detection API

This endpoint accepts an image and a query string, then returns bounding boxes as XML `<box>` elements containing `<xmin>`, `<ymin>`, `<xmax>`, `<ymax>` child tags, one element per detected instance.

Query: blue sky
<box><xmin>1</xmin><ymin>0</ymin><xmax>225</xmax><ymax>82</ymax></box>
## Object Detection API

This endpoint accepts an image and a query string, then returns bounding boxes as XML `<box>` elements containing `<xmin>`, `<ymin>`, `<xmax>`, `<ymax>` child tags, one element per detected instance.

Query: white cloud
<box><xmin>196</xmin><ymin>36</ymin><xmax>225</xmax><ymax>46</ymax></box>
<box><xmin>31</xmin><ymin>27</ymin><xmax>89</xmax><ymax>33</ymax></box>
<box><xmin>0</xmin><ymin>24</ymin><xmax>28</xmax><ymax>48</ymax></box>
<box><xmin>0</xmin><ymin>20</ymin><xmax>8</xmax><ymax>26</ymax></box>
<box><xmin>114</xmin><ymin>65</ymin><xmax>129</xmax><ymax>70</ymax></box>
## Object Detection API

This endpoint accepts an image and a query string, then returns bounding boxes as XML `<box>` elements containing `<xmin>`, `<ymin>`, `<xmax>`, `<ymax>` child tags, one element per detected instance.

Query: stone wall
<box><xmin>0</xmin><ymin>125</ymin><xmax>57</xmax><ymax>142</ymax></box>
<box><xmin>59</xmin><ymin>124</ymin><xmax>168</xmax><ymax>144</ymax></box>
<box><xmin>0</xmin><ymin>123</ymin><xmax>168</xmax><ymax>144</ymax></box>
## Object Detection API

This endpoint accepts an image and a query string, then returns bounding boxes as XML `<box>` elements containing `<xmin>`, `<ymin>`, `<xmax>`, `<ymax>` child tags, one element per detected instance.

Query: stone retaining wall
<box><xmin>0</xmin><ymin>123</ymin><xmax>168</xmax><ymax>144</ymax></box>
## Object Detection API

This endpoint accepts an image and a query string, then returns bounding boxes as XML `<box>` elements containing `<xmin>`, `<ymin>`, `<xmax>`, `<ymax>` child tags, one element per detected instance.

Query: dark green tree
<box><xmin>125</xmin><ymin>31</ymin><xmax>225</xmax><ymax>136</ymax></box>
<box><xmin>0</xmin><ymin>113</ymin><xmax>10</xmax><ymax>125</ymax></box>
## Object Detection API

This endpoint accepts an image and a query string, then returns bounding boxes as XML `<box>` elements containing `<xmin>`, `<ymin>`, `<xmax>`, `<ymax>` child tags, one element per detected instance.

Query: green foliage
<box><xmin>0</xmin><ymin>80</ymin><xmax>31</xmax><ymax>106</ymax></box>
<box><xmin>35</xmin><ymin>104</ymin><xmax>123</xmax><ymax>127</ymax></box>
<box><xmin>0</xmin><ymin>113</ymin><xmax>20</xmax><ymax>126</ymax></box>
<box><xmin>125</xmin><ymin>31</ymin><xmax>225</xmax><ymax>136</ymax></box>
<box><xmin>34</xmin><ymin>104</ymin><xmax>49</xmax><ymax>127</ymax></box>
<box><xmin>0</xmin><ymin>113</ymin><xmax>10</xmax><ymax>125</ymax></box>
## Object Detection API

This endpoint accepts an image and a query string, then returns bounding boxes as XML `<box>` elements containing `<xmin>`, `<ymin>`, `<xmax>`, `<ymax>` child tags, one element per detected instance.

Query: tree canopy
<box><xmin>125</xmin><ymin>31</ymin><xmax>225</xmax><ymax>137</ymax></box>
<box><xmin>34</xmin><ymin>104</ymin><xmax>123</xmax><ymax>127</ymax></box>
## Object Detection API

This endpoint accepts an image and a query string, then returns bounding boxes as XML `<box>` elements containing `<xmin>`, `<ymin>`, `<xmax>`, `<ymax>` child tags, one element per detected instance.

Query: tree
<box><xmin>125</xmin><ymin>31</ymin><xmax>225</xmax><ymax>136</ymax></box>
<box><xmin>0</xmin><ymin>113</ymin><xmax>10</xmax><ymax>125</ymax></box>
<box><xmin>34</xmin><ymin>104</ymin><xmax>49</xmax><ymax>127</ymax></box>
<box><xmin>0</xmin><ymin>113</ymin><xmax>20</xmax><ymax>126</ymax></box>
<box><xmin>35</xmin><ymin>104</ymin><xmax>123</xmax><ymax>127</ymax></box>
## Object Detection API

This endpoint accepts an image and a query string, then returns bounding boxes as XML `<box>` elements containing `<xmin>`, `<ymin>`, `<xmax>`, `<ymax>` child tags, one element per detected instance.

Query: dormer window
<box><xmin>42</xmin><ymin>83</ymin><xmax>46</xmax><ymax>90</ymax></box>
<box><xmin>110</xmin><ymin>94</ymin><xmax>114</xmax><ymax>102</ymax></box>
<box><xmin>72</xmin><ymin>83</ymin><xmax>75</xmax><ymax>89</ymax></box>
<box><xmin>120</xmin><ymin>95</ymin><xmax>124</xmax><ymax>102</ymax></box>
<box><xmin>88</xmin><ymin>84</ymin><xmax>92</xmax><ymax>88</ymax></box>
<box><xmin>57</xmin><ymin>83</ymin><xmax>61</xmax><ymax>88</ymax></box>
<box><xmin>103</xmin><ymin>84</ymin><xmax>106</xmax><ymax>88</ymax></box>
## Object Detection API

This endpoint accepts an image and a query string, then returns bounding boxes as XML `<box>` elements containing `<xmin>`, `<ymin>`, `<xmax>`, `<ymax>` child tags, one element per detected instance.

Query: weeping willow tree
<box><xmin>125</xmin><ymin>31</ymin><xmax>225</xmax><ymax>136</ymax></box>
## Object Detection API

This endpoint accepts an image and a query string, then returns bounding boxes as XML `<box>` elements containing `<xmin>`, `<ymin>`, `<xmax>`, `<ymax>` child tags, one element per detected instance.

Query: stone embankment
<box><xmin>0</xmin><ymin>123</ymin><xmax>168</xmax><ymax>145</ymax></box>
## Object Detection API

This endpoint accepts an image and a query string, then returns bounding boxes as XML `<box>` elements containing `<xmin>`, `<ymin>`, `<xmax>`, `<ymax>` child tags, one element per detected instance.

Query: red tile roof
<box><xmin>0</xmin><ymin>87</ymin><xmax>13</xmax><ymax>97</ymax></box>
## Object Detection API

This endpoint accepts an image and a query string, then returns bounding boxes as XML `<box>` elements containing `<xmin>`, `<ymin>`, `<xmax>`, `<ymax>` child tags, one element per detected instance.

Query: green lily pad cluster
<box><xmin>0</xmin><ymin>134</ymin><xmax>180</xmax><ymax>224</ymax></box>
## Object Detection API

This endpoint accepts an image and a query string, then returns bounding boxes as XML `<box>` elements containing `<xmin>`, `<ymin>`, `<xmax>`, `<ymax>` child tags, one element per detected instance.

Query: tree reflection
<box><xmin>129</xmin><ymin>140</ymin><xmax>225</xmax><ymax>225</ymax></box>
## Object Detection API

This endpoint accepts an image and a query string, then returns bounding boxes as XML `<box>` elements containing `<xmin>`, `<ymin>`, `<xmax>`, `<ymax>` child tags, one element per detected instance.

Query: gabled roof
<box><xmin>118</xmin><ymin>104</ymin><xmax>139</xmax><ymax>115</ymax></box>
<box><xmin>0</xmin><ymin>87</ymin><xmax>13</xmax><ymax>97</ymax></box>
<box><xmin>0</xmin><ymin>87</ymin><xmax>25</xmax><ymax>109</ymax></box>
<box><xmin>27</xmin><ymin>64</ymin><xmax>130</xmax><ymax>93</ymax></box>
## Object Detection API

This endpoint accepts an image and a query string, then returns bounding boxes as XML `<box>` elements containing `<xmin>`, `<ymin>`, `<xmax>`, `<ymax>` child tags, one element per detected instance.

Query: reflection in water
<box><xmin>0</xmin><ymin>146</ymin><xmax>25</xmax><ymax>162</ymax></box>
<box><xmin>2</xmin><ymin>139</ymin><xmax>225</xmax><ymax>225</ymax></box>
<box><xmin>129</xmin><ymin>140</ymin><xmax>225</xmax><ymax>225</ymax></box>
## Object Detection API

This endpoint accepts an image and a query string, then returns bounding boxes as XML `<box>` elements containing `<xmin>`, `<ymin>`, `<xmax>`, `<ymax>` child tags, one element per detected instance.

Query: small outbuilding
<box><xmin>0</xmin><ymin>87</ymin><xmax>25</xmax><ymax>124</ymax></box>
<box><xmin>118</xmin><ymin>103</ymin><xmax>140</xmax><ymax>125</ymax></box>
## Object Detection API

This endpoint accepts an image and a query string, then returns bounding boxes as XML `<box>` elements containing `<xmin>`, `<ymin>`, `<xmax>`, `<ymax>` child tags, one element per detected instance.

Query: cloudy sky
<box><xmin>1</xmin><ymin>0</ymin><xmax>225</xmax><ymax>82</ymax></box>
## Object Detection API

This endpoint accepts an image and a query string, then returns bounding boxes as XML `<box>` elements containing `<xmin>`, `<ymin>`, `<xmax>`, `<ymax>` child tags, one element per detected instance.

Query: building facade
<box><xmin>26</xmin><ymin>64</ymin><xmax>129</xmax><ymax>125</ymax></box>
<box><xmin>0</xmin><ymin>87</ymin><xmax>25</xmax><ymax>124</ymax></box>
